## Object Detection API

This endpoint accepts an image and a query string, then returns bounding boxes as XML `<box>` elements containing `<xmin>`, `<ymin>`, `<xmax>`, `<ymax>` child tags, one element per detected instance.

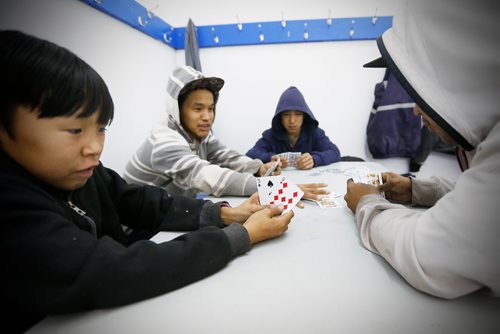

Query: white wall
<box><xmin>0</xmin><ymin>0</ymin><xmax>176</xmax><ymax>173</ymax></box>
<box><xmin>0</xmin><ymin>0</ymin><xmax>460</xmax><ymax>181</ymax></box>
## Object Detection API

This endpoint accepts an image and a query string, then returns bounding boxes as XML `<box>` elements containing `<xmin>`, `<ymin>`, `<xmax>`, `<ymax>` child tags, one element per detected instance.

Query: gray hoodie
<box><xmin>124</xmin><ymin>66</ymin><xmax>263</xmax><ymax>198</ymax></box>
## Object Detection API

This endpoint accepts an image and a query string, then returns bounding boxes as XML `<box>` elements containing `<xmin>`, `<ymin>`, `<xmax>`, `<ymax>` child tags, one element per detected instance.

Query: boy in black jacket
<box><xmin>0</xmin><ymin>30</ymin><xmax>294</xmax><ymax>332</ymax></box>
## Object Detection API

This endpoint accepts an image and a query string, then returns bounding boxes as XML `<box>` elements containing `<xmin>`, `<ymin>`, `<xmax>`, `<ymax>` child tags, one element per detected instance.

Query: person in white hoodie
<box><xmin>344</xmin><ymin>0</ymin><xmax>500</xmax><ymax>299</ymax></box>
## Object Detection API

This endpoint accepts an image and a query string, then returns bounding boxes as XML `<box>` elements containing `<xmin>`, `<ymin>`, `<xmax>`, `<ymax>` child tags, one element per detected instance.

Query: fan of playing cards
<box><xmin>352</xmin><ymin>169</ymin><xmax>385</xmax><ymax>198</ymax></box>
<box><xmin>278</xmin><ymin>152</ymin><xmax>301</xmax><ymax>168</ymax></box>
<box><xmin>256</xmin><ymin>175</ymin><xmax>304</xmax><ymax>213</ymax></box>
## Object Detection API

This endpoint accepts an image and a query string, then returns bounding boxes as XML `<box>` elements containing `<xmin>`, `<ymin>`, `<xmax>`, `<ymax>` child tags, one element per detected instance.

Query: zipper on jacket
<box><xmin>66</xmin><ymin>196</ymin><xmax>97</xmax><ymax>237</ymax></box>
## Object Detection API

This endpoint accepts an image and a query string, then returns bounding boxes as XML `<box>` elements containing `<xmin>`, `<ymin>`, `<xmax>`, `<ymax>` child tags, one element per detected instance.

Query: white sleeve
<box><xmin>411</xmin><ymin>176</ymin><xmax>455</xmax><ymax>207</ymax></box>
<box><xmin>355</xmin><ymin>127</ymin><xmax>500</xmax><ymax>298</ymax></box>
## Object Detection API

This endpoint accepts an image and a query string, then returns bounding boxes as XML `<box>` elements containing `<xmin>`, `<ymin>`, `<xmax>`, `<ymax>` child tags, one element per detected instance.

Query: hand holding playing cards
<box><xmin>295</xmin><ymin>153</ymin><xmax>314</xmax><ymax>170</ymax></box>
<box><xmin>377</xmin><ymin>172</ymin><xmax>412</xmax><ymax>204</ymax></box>
<box><xmin>259</xmin><ymin>158</ymin><xmax>282</xmax><ymax>177</ymax></box>
<box><xmin>344</xmin><ymin>179</ymin><xmax>382</xmax><ymax>213</ymax></box>
<box><xmin>272</xmin><ymin>154</ymin><xmax>289</xmax><ymax>168</ymax></box>
<box><xmin>243</xmin><ymin>205</ymin><xmax>294</xmax><ymax>244</ymax></box>
<box><xmin>220</xmin><ymin>192</ymin><xmax>264</xmax><ymax>224</ymax></box>
<box><xmin>297</xmin><ymin>183</ymin><xmax>329</xmax><ymax>201</ymax></box>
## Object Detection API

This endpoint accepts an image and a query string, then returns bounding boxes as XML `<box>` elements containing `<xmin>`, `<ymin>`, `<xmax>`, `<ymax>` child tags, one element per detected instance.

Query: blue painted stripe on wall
<box><xmin>81</xmin><ymin>0</ymin><xmax>392</xmax><ymax>49</ymax></box>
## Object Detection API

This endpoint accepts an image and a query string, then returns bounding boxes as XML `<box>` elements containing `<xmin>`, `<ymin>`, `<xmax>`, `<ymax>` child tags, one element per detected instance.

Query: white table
<box><xmin>29</xmin><ymin>162</ymin><xmax>500</xmax><ymax>334</ymax></box>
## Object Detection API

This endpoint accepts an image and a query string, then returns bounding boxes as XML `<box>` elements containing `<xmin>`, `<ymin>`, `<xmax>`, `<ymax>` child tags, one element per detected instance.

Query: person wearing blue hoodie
<box><xmin>247</xmin><ymin>86</ymin><xmax>341</xmax><ymax>170</ymax></box>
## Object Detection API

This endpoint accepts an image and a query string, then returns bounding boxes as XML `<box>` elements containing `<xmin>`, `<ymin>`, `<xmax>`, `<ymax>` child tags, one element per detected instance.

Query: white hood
<box><xmin>373</xmin><ymin>0</ymin><xmax>500</xmax><ymax>150</ymax></box>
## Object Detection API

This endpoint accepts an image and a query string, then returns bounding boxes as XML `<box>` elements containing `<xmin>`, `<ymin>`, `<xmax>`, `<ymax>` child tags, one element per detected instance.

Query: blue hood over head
<box><xmin>272</xmin><ymin>86</ymin><xmax>318</xmax><ymax>132</ymax></box>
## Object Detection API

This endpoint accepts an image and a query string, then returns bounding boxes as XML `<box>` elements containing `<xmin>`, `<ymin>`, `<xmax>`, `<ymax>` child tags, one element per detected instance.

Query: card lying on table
<box><xmin>256</xmin><ymin>175</ymin><xmax>304</xmax><ymax>213</ymax></box>
<box><xmin>310</xmin><ymin>194</ymin><xmax>342</xmax><ymax>208</ymax></box>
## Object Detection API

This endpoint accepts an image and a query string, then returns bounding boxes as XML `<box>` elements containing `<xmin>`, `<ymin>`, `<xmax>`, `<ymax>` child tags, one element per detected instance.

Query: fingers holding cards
<box><xmin>256</xmin><ymin>175</ymin><xmax>304</xmax><ymax>213</ymax></box>
<box><xmin>278</xmin><ymin>152</ymin><xmax>301</xmax><ymax>168</ymax></box>
<box><xmin>352</xmin><ymin>171</ymin><xmax>385</xmax><ymax>197</ymax></box>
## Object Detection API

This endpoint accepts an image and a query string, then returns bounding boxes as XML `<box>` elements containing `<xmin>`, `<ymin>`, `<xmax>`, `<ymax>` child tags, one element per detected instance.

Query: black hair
<box><xmin>0</xmin><ymin>30</ymin><xmax>114</xmax><ymax>137</ymax></box>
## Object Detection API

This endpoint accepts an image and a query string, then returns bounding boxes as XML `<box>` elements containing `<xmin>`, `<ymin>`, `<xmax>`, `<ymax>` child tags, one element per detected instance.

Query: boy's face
<box><xmin>414</xmin><ymin>105</ymin><xmax>456</xmax><ymax>145</ymax></box>
<box><xmin>281</xmin><ymin>110</ymin><xmax>304</xmax><ymax>137</ymax></box>
<box><xmin>0</xmin><ymin>105</ymin><xmax>106</xmax><ymax>191</ymax></box>
<box><xmin>180</xmin><ymin>89</ymin><xmax>215</xmax><ymax>140</ymax></box>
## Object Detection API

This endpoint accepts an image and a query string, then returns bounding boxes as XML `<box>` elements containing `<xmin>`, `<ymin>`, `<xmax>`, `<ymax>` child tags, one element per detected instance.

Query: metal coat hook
<box><xmin>349</xmin><ymin>19</ymin><xmax>355</xmax><ymax>38</ymax></box>
<box><xmin>303</xmin><ymin>22</ymin><xmax>309</xmax><ymax>40</ymax></box>
<box><xmin>258</xmin><ymin>24</ymin><xmax>264</xmax><ymax>42</ymax></box>
<box><xmin>211</xmin><ymin>27</ymin><xmax>219</xmax><ymax>44</ymax></box>
<box><xmin>236</xmin><ymin>15</ymin><xmax>243</xmax><ymax>31</ymax></box>
<box><xmin>138</xmin><ymin>15</ymin><xmax>148</xmax><ymax>27</ymax></box>
<box><xmin>163</xmin><ymin>27</ymin><xmax>173</xmax><ymax>43</ymax></box>
<box><xmin>372</xmin><ymin>8</ymin><xmax>378</xmax><ymax>25</ymax></box>
<box><xmin>281</xmin><ymin>12</ymin><xmax>286</xmax><ymax>28</ymax></box>
<box><xmin>326</xmin><ymin>9</ymin><xmax>332</xmax><ymax>26</ymax></box>
<box><xmin>147</xmin><ymin>4</ymin><xmax>158</xmax><ymax>19</ymax></box>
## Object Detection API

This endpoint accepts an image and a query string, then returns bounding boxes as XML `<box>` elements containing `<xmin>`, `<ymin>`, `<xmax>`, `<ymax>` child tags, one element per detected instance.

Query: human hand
<box><xmin>377</xmin><ymin>172</ymin><xmax>412</xmax><ymax>204</ymax></box>
<box><xmin>295</xmin><ymin>153</ymin><xmax>314</xmax><ymax>170</ymax></box>
<box><xmin>243</xmin><ymin>205</ymin><xmax>294</xmax><ymax>244</ymax></box>
<box><xmin>298</xmin><ymin>183</ymin><xmax>329</xmax><ymax>201</ymax></box>
<box><xmin>272</xmin><ymin>154</ymin><xmax>290</xmax><ymax>169</ymax></box>
<box><xmin>344</xmin><ymin>179</ymin><xmax>381</xmax><ymax>213</ymax></box>
<box><xmin>259</xmin><ymin>158</ymin><xmax>282</xmax><ymax>176</ymax></box>
<box><xmin>221</xmin><ymin>192</ymin><xmax>264</xmax><ymax>224</ymax></box>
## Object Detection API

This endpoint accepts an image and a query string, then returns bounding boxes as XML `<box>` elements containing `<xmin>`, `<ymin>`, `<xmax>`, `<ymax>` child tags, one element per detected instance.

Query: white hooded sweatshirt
<box><xmin>357</xmin><ymin>0</ymin><xmax>500</xmax><ymax>298</ymax></box>
<box><xmin>124</xmin><ymin>66</ymin><xmax>263</xmax><ymax>198</ymax></box>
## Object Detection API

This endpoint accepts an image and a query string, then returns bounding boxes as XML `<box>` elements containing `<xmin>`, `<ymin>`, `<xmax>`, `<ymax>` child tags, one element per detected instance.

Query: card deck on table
<box><xmin>256</xmin><ymin>175</ymin><xmax>304</xmax><ymax>213</ymax></box>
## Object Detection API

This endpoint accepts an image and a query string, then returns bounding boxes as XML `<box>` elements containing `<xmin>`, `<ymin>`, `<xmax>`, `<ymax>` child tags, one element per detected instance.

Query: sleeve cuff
<box><xmin>222</xmin><ymin>223</ymin><xmax>252</xmax><ymax>257</ymax></box>
<box><xmin>199</xmin><ymin>201</ymin><xmax>227</xmax><ymax>228</ymax></box>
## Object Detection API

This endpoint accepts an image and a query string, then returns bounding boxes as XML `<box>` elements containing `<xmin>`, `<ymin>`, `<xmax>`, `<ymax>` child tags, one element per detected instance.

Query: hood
<box><xmin>272</xmin><ymin>86</ymin><xmax>318</xmax><ymax>132</ymax></box>
<box><xmin>165</xmin><ymin>66</ymin><xmax>224</xmax><ymax>128</ymax></box>
<box><xmin>364</xmin><ymin>0</ymin><xmax>500</xmax><ymax>151</ymax></box>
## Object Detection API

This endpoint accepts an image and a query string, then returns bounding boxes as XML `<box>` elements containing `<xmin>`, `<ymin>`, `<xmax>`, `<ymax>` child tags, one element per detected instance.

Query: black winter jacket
<box><xmin>0</xmin><ymin>150</ymin><xmax>248</xmax><ymax>332</ymax></box>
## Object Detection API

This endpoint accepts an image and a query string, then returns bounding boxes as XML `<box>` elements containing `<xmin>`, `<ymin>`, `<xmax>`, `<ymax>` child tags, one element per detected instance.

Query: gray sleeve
<box><xmin>199</xmin><ymin>201</ymin><xmax>225</xmax><ymax>228</ymax></box>
<box><xmin>199</xmin><ymin>201</ymin><xmax>251</xmax><ymax>257</ymax></box>
<box><xmin>222</xmin><ymin>223</ymin><xmax>252</xmax><ymax>257</ymax></box>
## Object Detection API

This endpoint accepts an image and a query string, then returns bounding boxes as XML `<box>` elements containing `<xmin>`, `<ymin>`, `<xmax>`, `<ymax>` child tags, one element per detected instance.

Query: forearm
<box><xmin>411</xmin><ymin>176</ymin><xmax>455</xmax><ymax>206</ymax></box>
<box><xmin>355</xmin><ymin>194</ymin><xmax>482</xmax><ymax>299</ymax></box>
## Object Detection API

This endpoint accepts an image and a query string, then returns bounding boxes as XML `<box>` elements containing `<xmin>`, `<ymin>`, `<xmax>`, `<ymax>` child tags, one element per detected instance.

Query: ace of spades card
<box><xmin>256</xmin><ymin>175</ymin><xmax>304</xmax><ymax>213</ymax></box>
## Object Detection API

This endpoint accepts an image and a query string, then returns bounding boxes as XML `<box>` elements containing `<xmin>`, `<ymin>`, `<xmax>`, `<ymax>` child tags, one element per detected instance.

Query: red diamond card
<box><xmin>256</xmin><ymin>175</ymin><xmax>304</xmax><ymax>213</ymax></box>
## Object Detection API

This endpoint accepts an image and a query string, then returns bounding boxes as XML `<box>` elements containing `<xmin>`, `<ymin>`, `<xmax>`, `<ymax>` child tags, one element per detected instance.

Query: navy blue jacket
<box><xmin>246</xmin><ymin>86</ymin><xmax>341</xmax><ymax>166</ymax></box>
<box><xmin>366</xmin><ymin>69</ymin><xmax>421</xmax><ymax>158</ymax></box>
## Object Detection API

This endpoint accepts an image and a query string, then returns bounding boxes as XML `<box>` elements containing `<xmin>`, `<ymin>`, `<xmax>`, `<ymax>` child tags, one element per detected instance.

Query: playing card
<box><xmin>288</xmin><ymin>152</ymin><xmax>301</xmax><ymax>167</ymax></box>
<box><xmin>256</xmin><ymin>175</ymin><xmax>304</xmax><ymax>213</ymax></box>
<box><xmin>279</xmin><ymin>152</ymin><xmax>301</xmax><ymax>167</ymax></box>
<box><xmin>354</xmin><ymin>171</ymin><xmax>383</xmax><ymax>186</ymax></box>
<box><xmin>313</xmin><ymin>194</ymin><xmax>341</xmax><ymax>208</ymax></box>
<box><xmin>264</xmin><ymin>157</ymin><xmax>280</xmax><ymax>176</ymax></box>
<box><xmin>353</xmin><ymin>171</ymin><xmax>385</xmax><ymax>198</ymax></box>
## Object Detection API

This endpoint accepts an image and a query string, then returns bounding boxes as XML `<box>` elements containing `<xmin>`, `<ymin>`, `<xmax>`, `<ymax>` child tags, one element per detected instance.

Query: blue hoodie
<box><xmin>246</xmin><ymin>86</ymin><xmax>341</xmax><ymax>166</ymax></box>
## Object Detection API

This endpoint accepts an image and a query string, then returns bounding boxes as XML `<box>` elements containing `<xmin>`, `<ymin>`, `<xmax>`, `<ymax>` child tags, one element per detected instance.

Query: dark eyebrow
<box><xmin>192</xmin><ymin>102</ymin><xmax>214</xmax><ymax>108</ymax></box>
